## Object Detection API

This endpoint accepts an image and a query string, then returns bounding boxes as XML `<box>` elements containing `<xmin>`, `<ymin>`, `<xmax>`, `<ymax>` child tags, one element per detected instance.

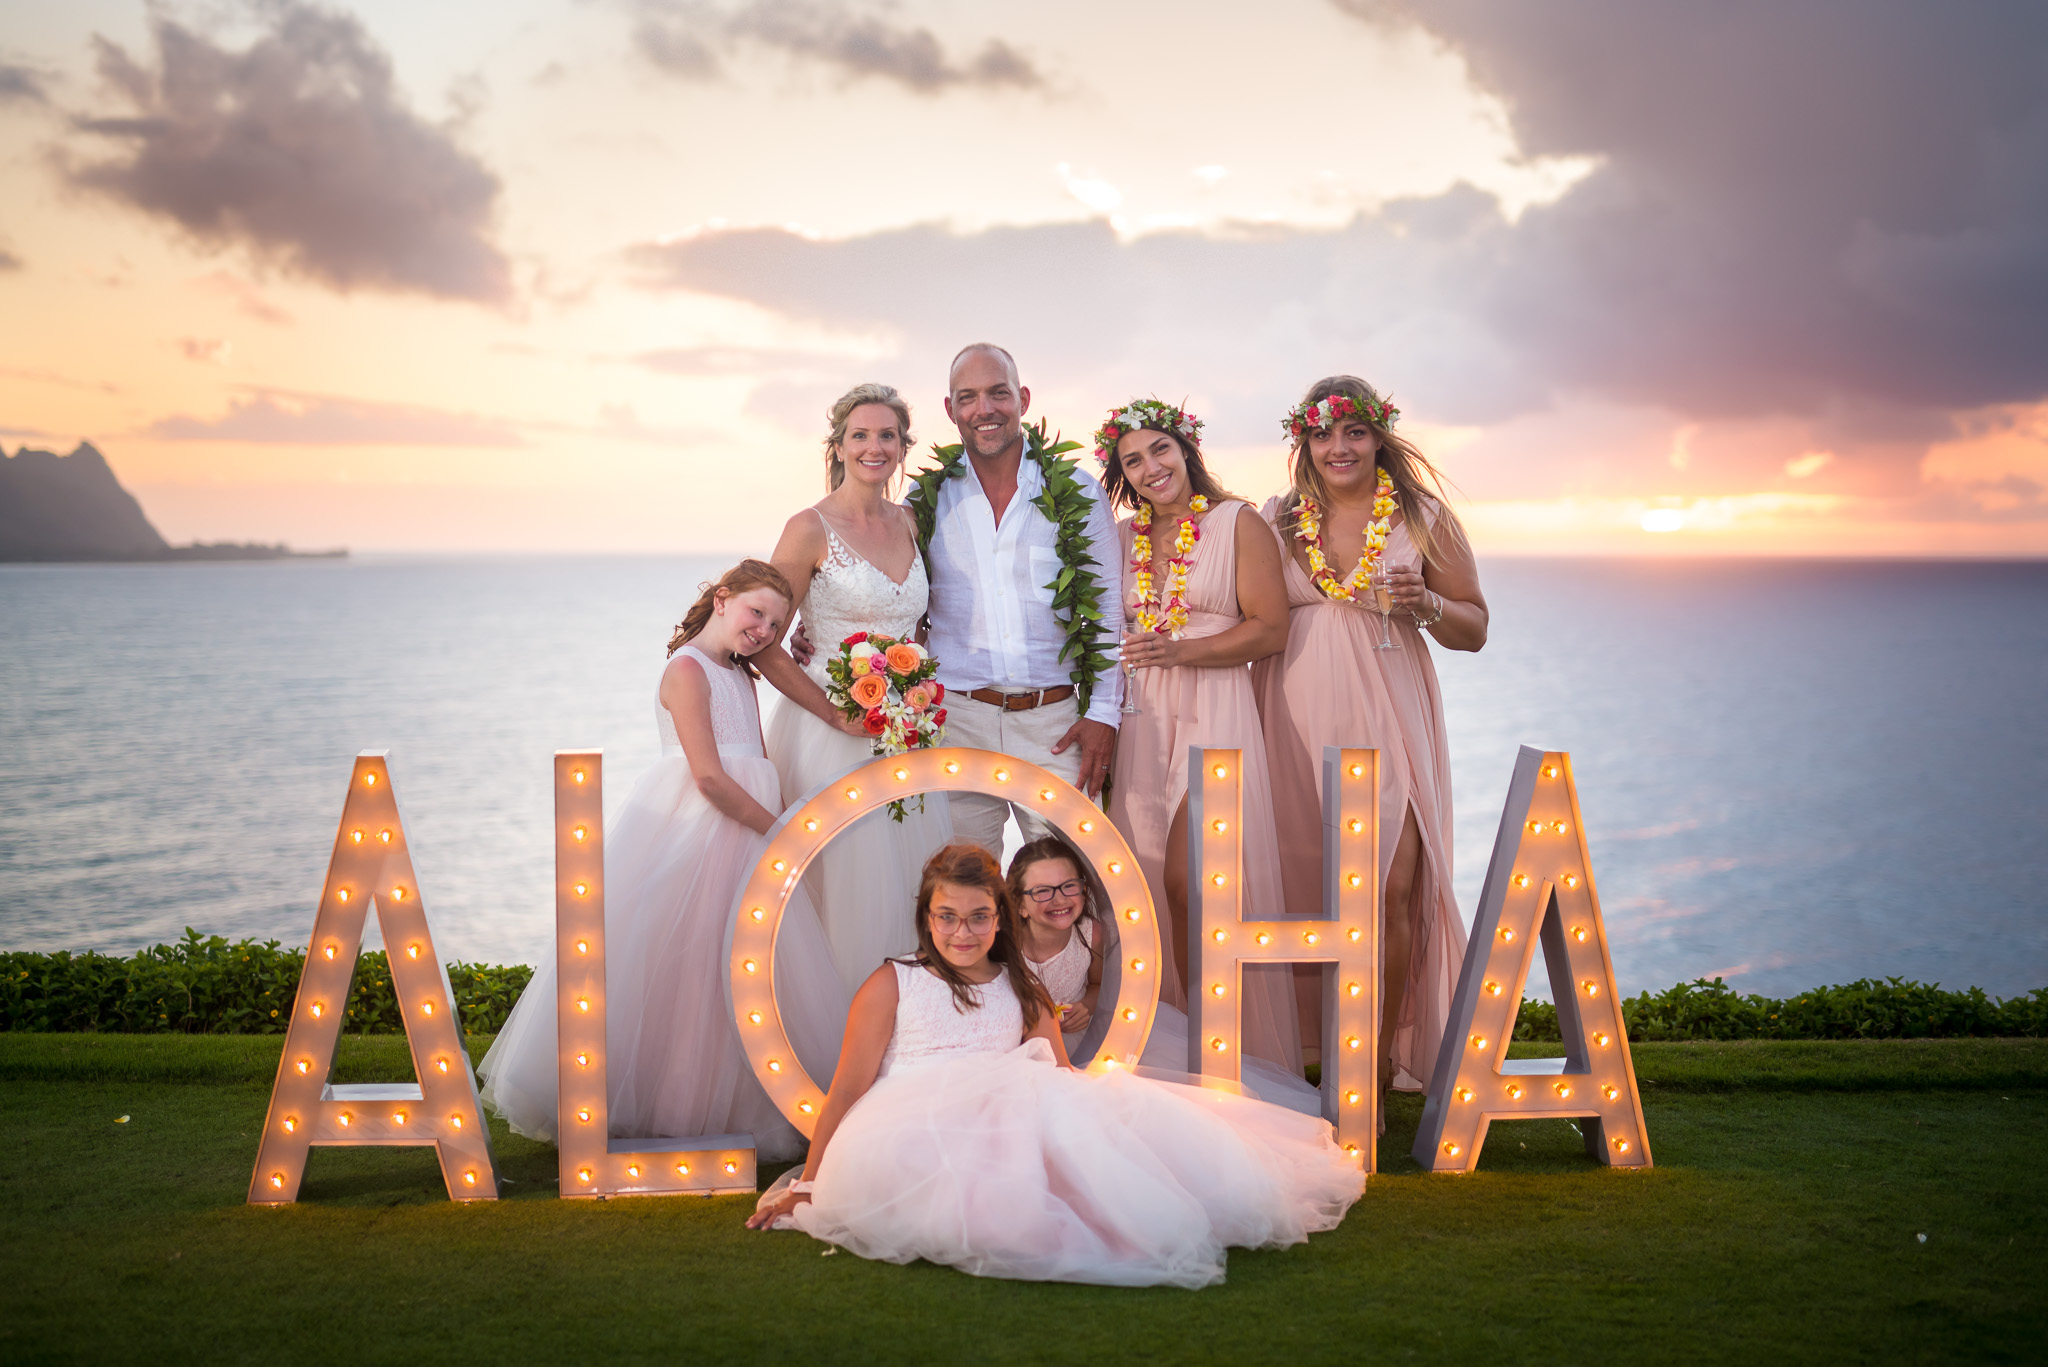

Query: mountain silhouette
<box><xmin>1</xmin><ymin>442</ymin><xmax>341</xmax><ymax>561</ymax></box>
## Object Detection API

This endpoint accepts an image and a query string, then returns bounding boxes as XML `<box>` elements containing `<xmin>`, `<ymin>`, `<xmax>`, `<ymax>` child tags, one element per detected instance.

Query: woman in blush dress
<box><xmin>746</xmin><ymin>844</ymin><xmax>1361</xmax><ymax>1289</ymax></box>
<box><xmin>478</xmin><ymin>561</ymin><xmax>849</xmax><ymax>1162</ymax></box>
<box><xmin>760</xmin><ymin>383</ymin><xmax>954</xmax><ymax>995</ymax></box>
<box><xmin>1095</xmin><ymin>398</ymin><xmax>1301</xmax><ymax>1079</ymax></box>
<box><xmin>1254</xmin><ymin>376</ymin><xmax>1488</xmax><ymax>1094</ymax></box>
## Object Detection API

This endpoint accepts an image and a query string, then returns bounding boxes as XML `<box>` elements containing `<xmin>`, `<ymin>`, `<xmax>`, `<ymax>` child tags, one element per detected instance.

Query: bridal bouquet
<box><xmin>825</xmin><ymin>632</ymin><xmax>948</xmax><ymax>817</ymax></box>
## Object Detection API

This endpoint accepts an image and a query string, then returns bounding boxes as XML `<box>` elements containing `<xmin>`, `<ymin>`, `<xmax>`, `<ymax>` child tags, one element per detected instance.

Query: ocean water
<box><xmin>1</xmin><ymin>556</ymin><xmax>2043</xmax><ymax>999</ymax></box>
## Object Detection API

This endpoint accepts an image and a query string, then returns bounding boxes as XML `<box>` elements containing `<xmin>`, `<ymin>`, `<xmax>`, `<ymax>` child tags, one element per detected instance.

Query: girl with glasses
<box><xmin>1006</xmin><ymin>837</ymin><xmax>1104</xmax><ymax>1045</ymax></box>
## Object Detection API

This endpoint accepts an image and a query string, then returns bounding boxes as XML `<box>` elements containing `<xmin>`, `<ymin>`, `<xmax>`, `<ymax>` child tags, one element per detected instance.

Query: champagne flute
<box><xmin>1366</xmin><ymin>566</ymin><xmax>1400</xmax><ymax>651</ymax></box>
<box><xmin>1119</xmin><ymin>639</ymin><xmax>1142</xmax><ymax>715</ymax></box>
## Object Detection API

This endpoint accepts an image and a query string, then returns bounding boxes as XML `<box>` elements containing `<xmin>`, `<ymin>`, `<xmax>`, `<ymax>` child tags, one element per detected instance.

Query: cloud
<box><xmin>62</xmin><ymin>4</ymin><xmax>512</xmax><ymax>303</ymax></box>
<box><xmin>0</xmin><ymin>246</ymin><xmax>20</xmax><ymax>272</ymax></box>
<box><xmin>0</xmin><ymin>62</ymin><xmax>48</xmax><ymax>105</ymax></box>
<box><xmin>174</xmin><ymin>337</ymin><xmax>232</xmax><ymax>365</ymax></box>
<box><xmin>145</xmin><ymin>391</ymin><xmax>524</xmax><ymax>445</ymax></box>
<box><xmin>633</xmin><ymin>0</ymin><xmax>1042</xmax><ymax>93</ymax></box>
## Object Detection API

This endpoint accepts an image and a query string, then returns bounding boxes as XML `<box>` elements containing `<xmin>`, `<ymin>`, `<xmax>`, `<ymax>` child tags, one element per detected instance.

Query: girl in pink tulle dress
<box><xmin>747</xmin><ymin>844</ymin><xmax>1361</xmax><ymax>1289</ymax></box>
<box><xmin>1255</xmin><ymin>377</ymin><xmax>1489</xmax><ymax>1093</ymax></box>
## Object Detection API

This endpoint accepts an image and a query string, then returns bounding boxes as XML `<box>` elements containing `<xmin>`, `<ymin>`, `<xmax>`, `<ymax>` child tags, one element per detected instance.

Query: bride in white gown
<box><xmin>760</xmin><ymin>383</ymin><xmax>954</xmax><ymax>995</ymax></box>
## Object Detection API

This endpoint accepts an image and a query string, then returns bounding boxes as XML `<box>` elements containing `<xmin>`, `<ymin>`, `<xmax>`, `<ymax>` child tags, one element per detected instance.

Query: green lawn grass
<box><xmin>2</xmin><ymin>1034</ymin><xmax>2043</xmax><ymax>1365</ymax></box>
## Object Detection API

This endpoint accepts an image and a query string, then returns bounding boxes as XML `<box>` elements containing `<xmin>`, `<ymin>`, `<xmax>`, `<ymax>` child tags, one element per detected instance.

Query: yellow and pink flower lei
<box><xmin>1129</xmin><ymin>495</ymin><xmax>1209</xmax><ymax>636</ymax></box>
<box><xmin>1295</xmin><ymin>471</ymin><xmax>1398</xmax><ymax>603</ymax></box>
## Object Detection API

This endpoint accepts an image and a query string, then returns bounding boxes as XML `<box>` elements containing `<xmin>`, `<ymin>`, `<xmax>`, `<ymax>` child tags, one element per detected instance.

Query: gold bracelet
<box><xmin>1413</xmin><ymin>591</ymin><xmax>1445</xmax><ymax>627</ymax></box>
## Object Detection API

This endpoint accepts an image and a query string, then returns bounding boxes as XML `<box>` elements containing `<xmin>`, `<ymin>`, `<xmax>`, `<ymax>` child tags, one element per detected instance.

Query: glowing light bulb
<box><xmin>1501</xmin><ymin>928</ymin><xmax>1516</xmax><ymax>943</ymax></box>
<box><xmin>1211</xmin><ymin>983</ymin><xmax>1226</xmax><ymax>997</ymax></box>
<box><xmin>676</xmin><ymin>1163</ymin><xmax>690</xmax><ymax>1176</ymax></box>
<box><xmin>379</xmin><ymin>829</ymin><xmax>392</xmax><ymax>844</ymax></box>
<box><xmin>1346</xmin><ymin>873</ymin><xmax>1363</xmax><ymax>888</ymax></box>
<box><xmin>1594</xmin><ymin>1032</ymin><xmax>1611</xmax><ymax>1047</ymax></box>
<box><xmin>1613</xmin><ymin>1137</ymin><xmax>1631</xmax><ymax>1154</ymax></box>
<box><xmin>1304</xmin><ymin>931</ymin><xmax>1320</xmax><ymax>945</ymax></box>
<box><xmin>1212</xmin><ymin>928</ymin><xmax>1227</xmax><ymax>942</ymax></box>
<box><xmin>1078</xmin><ymin>820</ymin><xmax>1094</xmax><ymax>833</ymax></box>
<box><xmin>391</xmin><ymin>887</ymin><xmax>407</xmax><ymax>902</ymax></box>
<box><xmin>1471</xmin><ymin>1035</ymin><xmax>1489</xmax><ymax>1050</ymax></box>
<box><xmin>323</xmin><ymin>944</ymin><xmax>336</xmax><ymax>960</ymax></box>
<box><xmin>743</xmin><ymin>959</ymin><xmax>758</xmax><ymax>974</ymax></box>
<box><xmin>1346</xmin><ymin>1036</ymin><xmax>1361</xmax><ymax>1051</ymax></box>
<box><xmin>310</xmin><ymin>1002</ymin><xmax>323</xmax><ymax>1019</ymax></box>
<box><xmin>464</xmin><ymin>1171</ymin><xmax>477</xmax><ymax>1186</ymax></box>
<box><xmin>1455</xmin><ymin>1087</ymin><xmax>1473</xmax><ymax>1102</ymax></box>
<box><xmin>1345</xmin><ymin>1091</ymin><xmax>1360</xmax><ymax>1105</ymax></box>
<box><xmin>1507</xmin><ymin>1083</ymin><xmax>1523</xmax><ymax>1099</ymax></box>
<box><xmin>769</xmin><ymin>861</ymin><xmax>786</xmax><ymax>875</ymax></box>
<box><xmin>1039</xmin><ymin>788</ymin><xmax>1054</xmax><ymax>801</ymax></box>
<box><xmin>576</xmin><ymin>998</ymin><xmax>590</xmax><ymax>1012</ymax></box>
<box><xmin>1344</xmin><ymin>1143</ymin><xmax>1360</xmax><ymax>1156</ymax></box>
<box><xmin>576</xmin><ymin>1108</ymin><xmax>591</xmax><ymax>1123</ymax></box>
<box><xmin>1485</xmin><ymin>981</ymin><xmax>1501</xmax><ymax>997</ymax></box>
<box><xmin>1211</xmin><ymin>873</ymin><xmax>1226</xmax><ymax>888</ymax></box>
<box><xmin>572</xmin><ymin>770</ymin><xmax>586</xmax><ymax>785</ymax></box>
<box><xmin>1347</xmin><ymin>982</ymin><xmax>1362</xmax><ymax>998</ymax></box>
<box><xmin>798</xmin><ymin>1101</ymin><xmax>814</xmax><ymax>1114</ymax></box>
<box><xmin>578</xmin><ymin>1168</ymin><xmax>593</xmax><ymax>1184</ymax></box>
<box><xmin>943</xmin><ymin>760</ymin><xmax>959</xmax><ymax>775</ymax></box>
<box><xmin>351</xmin><ymin>830</ymin><xmax>364</xmax><ymax>844</ymax></box>
<box><xmin>406</xmin><ymin>944</ymin><xmax>420</xmax><ymax>960</ymax></box>
<box><xmin>1125</xmin><ymin>907</ymin><xmax>1140</xmax><ymax>922</ymax></box>
<box><xmin>803</xmin><ymin>819</ymin><xmax>819</xmax><ymax>833</ymax></box>
<box><xmin>1210</xmin><ymin>1037</ymin><xmax>1227</xmax><ymax>1052</ymax></box>
<box><xmin>575</xmin><ymin>939</ymin><xmax>589</xmax><ymax>954</ymax></box>
<box><xmin>1555</xmin><ymin>821</ymin><xmax>1569</xmax><ymax>834</ymax></box>
<box><xmin>1543</xmin><ymin>764</ymin><xmax>1559</xmax><ymax>778</ymax></box>
<box><xmin>450</xmin><ymin>1114</ymin><xmax>462</xmax><ymax>1129</ymax></box>
<box><xmin>1348</xmin><ymin>763</ymin><xmax>1364</xmax><ymax>777</ymax></box>
<box><xmin>843</xmin><ymin>788</ymin><xmax>859</xmax><ymax>801</ymax></box>
<box><xmin>575</xmin><ymin>1052</ymin><xmax>589</xmax><ymax>1067</ymax></box>
<box><xmin>435</xmin><ymin>1058</ymin><xmax>449</xmax><ymax>1074</ymax></box>
<box><xmin>748</xmin><ymin>1010</ymin><xmax>763</xmax><ymax>1025</ymax></box>
<box><xmin>365</xmin><ymin>773</ymin><xmax>377</xmax><ymax>786</ymax></box>
<box><xmin>1582</xmin><ymin>981</ymin><xmax>1599</xmax><ymax>997</ymax></box>
<box><xmin>1255</xmin><ymin>932</ymin><xmax>1271</xmax><ymax>946</ymax></box>
<box><xmin>749</xmin><ymin>907</ymin><xmax>764</xmax><ymax>921</ymax></box>
<box><xmin>1554</xmin><ymin>1083</ymin><xmax>1572</xmax><ymax>1099</ymax></box>
<box><xmin>421</xmin><ymin>1002</ymin><xmax>433</xmax><ymax>1016</ymax></box>
<box><xmin>1130</xmin><ymin>959</ymin><xmax>1145</xmax><ymax>973</ymax></box>
<box><xmin>767</xmin><ymin>1059</ymin><xmax>782</xmax><ymax>1073</ymax></box>
<box><xmin>626</xmin><ymin>1164</ymin><xmax>640</xmax><ymax>1178</ymax></box>
<box><xmin>1442</xmin><ymin>1142</ymin><xmax>1461</xmax><ymax>1157</ymax></box>
<box><xmin>296</xmin><ymin>1059</ymin><xmax>311</xmax><ymax>1075</ymax></box>
<box><xmin>1602</xmin><ymin>1085</ymin><xmax>1619</xmax><ymax>1100</ymax></box>
<box><xmin>392</xmin><ymin>1111</ymin><xmax>407</xmax><ymax>1126</ymax></box>
<box><xmin>338</xmin><ymin>1111</ymin><xmax>351</xmax><ymax>1126</ymax></box>
<box><xmin>1512</xmin><ymin>874</ymin><xmax>1530</xmax><ymax>888</ymax></box>
<box><xmin>573</xmin><ymin>825</ymin><xmax>587</xmax><ymax>842</ymax></box>
<box><xmin>271</xmin><ymin>1173</ymin><xmax>284</xmax><ymax>1189</ymax></box>
<box><xmin>1212</xmin><ymin>819</ymin><xmax>1228</xmax><ymax>833</ymax></box>
<box><xmin>1121</xmin><ymin>1008</ymin><xmax>1137</xmax><ymax>1021</ymax></box>
<box><xmin>894</xmin><ymin>768</ymin><xmax>909</xmax><ymax>782</ymax></box>
<box><xmin>723</xmin><ymin>1161</ymin><xmax>738</xmax><ymax>1174</ymax></box>
<box><xmin>1563</xmin><ymin>873</ymin><xmax>1580</xmax><ymax>889</ymax></box>
<box><xmin>1348</xmin><ymin>818</ymin><xmax>1363</xmax><ymax>833</ymax></box>
<box><xmin>336</xmin><ymin>890</ymin><xmax>350</xmax><ymax>904</ymax></box>
<box><xmin>1212</xmin><ymin>764</ymin><xmax>1227</xmax><ymax>778</ymax></box>
<box><xmin>283</xmin><ymin>1117</ymin><xmax>296</xmax><ymax>1133</ymax></box>
<box><xmin>993</xmin><ymin>769</ymin><xmax>1009</xmax><ymax>783</ymax></box>
<box><xmin>1573</xmin><ymin>926</ymin><xmax>1587</xmax><ymax>942</ymax></box>
<box><xmin>1347</xmin><ymin>927</ymin><xmax>1362</xmax><ymax>941</ymax></box>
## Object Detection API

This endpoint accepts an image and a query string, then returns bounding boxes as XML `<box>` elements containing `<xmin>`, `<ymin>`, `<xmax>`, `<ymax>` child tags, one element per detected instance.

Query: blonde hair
<box><xmin>1277</xmin><ymin>375</ymin><xmax>1465</xmax><ymax>567</ymax></box>
<box><xmin>824</xmin><ymin>383</ymin><xmax>914</xmax><ymax>491</ymax></box>
<box><xmin>666</xmin><ymin>559</ymin><xmax>794</xmax><ymax>677</ymax></box>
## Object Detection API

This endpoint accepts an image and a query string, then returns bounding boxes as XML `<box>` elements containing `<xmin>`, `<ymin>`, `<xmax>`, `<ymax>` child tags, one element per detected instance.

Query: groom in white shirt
<box><xmin>923</xmin><ymin>343</ymin><xmax>1125</xmax><ymax>853</ymax></box>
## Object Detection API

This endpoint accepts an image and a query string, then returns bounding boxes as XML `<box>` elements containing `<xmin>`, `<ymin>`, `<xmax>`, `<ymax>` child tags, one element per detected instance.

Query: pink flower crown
<box><xmin>1093</xmin><ymin>398</ymin><xmax>1203</xmax><ymax>464</ymax></box>
<box><xmin>1281</xmin><ymin>392</ymin><xmax>1400</xmax><ymax>441</ymax></box>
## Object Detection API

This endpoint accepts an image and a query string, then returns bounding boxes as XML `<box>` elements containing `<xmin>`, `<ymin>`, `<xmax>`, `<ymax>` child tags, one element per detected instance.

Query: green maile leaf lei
<box><xmin>906</xmin><ymin>417</ymin><xmax>1113</xmax><ymax>715</ymax></box>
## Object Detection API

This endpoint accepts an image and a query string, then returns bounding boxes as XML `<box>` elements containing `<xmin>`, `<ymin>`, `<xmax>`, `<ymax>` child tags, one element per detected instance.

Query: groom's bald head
<box><xmin>945</xmin><ymin>343</ymin><xmax>1030</xmax><ymax>461</ymax></box>
<box><xmin>949</xmin><ymin>343</ymin><xmax>1019</xmax><ymax>391</ymax></box>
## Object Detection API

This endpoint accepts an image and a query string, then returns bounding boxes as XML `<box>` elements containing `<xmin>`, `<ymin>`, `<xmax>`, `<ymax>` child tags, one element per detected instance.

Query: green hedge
<box><xmin>1</xmin><ymin>930</ymin><xmax>532</xmax><ymax>1036</ymax></box>
<box><xmin>1511</xmin><ymin>976</ymin><xmax>2048</xmax><ymax>1042</ymax></box>
<box><xmin>5</xmin><ymin>934</ymin><xmax>2043</xmax><ymax>1043</ymax></box>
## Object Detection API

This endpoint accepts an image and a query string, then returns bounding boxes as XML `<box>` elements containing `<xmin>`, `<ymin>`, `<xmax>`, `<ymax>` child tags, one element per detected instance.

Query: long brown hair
<box><xmin>665</xmin><ymin>558</ymin><xmax>794</xmax><ymax>678</ymax></box>
<box><xmin>1098</xmin><ymin>424</ymin><xmax>1237</xmax><ymax>514</ymax></box>
<box><xmin>1005</xmin><ymin>836</ymin><xmax>1102</xmax><ymax>935</ymax></box>
<box><xmin>1276</xmin><ymin>375</ymin><xmax>1466</xmax><ymax>567</ymax></box>
<box><xmin>905</xmin><ymin>843</ymin><xmax>1048</xmax><ymax>1030</ymax></box>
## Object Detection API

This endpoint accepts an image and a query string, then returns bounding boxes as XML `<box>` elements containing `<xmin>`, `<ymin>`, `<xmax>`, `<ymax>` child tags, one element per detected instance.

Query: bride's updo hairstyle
<box><xmin>1005</xmin><ymin>835</ymin><xmax>1103</xmax><ymax>932</ymax></box>
<box><xmin>666</xmin><ymin>558</ymin><xmax>795</xmax><ymax>677</ymax></box>
<box><xmin>908</xmin><ymin>842</ymin><xmax>1049</xmax><ymax>1029</ymax></box>
<box><xmin>823</xmin><ymin>382</ymin><xmax>914</xmax><ymax>491</ymax></box>
<box><xmin>1279</xmin><ymin>375</ymin><xmax>1466</xmax><ymax>568</ymax></box>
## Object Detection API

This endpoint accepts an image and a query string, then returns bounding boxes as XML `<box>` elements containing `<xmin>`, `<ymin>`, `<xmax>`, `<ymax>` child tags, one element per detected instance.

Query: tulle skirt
<box><xmin>764</xmin><ymin>697</ymin><xmax>954</xmax><ymax>995</ymax></box>
<box><xmin>776</xmin><ymin>1039</ymin><xmax>1362</xmax><ymax>1288</ymax></box>
<box><xmin>479</xmin><ymin>752</ymin><xmax>849</xmax><ymax>1163</ymax></box>
<box><xmin>1138</xmin><ymin>1003</ymin><xmax>1325</xmax><ymax>1117</ymax></box>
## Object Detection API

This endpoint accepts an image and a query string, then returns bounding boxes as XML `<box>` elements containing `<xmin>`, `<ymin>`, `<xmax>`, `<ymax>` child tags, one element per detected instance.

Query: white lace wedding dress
<box><xmin>768</xmin><ymin>960</ymin><xmax>1364</xmax><ymax>1288</ymax></box>
<box><xmin>764</xmin><ymin>515</ymin><xmax>954</xmax><ymax>993</ymax></box>
<box><xmin>478</xmin><ymin>646</ymin><xmax>848</xmax><ymax>1162</ymax></box>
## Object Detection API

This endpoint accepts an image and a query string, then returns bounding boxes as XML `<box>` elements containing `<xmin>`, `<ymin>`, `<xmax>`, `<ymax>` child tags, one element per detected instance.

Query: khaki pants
<box><xmin>942</xmin><ymin>692</ymin><xmax>1090</xmax><ymax>856</ymax></box>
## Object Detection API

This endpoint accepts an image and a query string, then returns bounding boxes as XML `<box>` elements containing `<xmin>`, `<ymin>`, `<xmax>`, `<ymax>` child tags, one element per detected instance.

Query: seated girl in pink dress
<box><xmin>1095</xmin><ymin>398</ymin><xmax>1302</xmax><ymax>1077</ymax></box>
<box><xmin>1253</xmin><ymin>377</ymin><xmax>1489</xmax><ymax>1093</ymax></box>
<box><xmin>747</xmin><ymin>844</ymin><xmax>1362</xmax><ymax>1289</ymax></box>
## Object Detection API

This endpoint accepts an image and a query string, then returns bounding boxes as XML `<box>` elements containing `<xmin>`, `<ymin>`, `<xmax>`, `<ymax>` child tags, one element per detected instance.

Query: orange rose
<box><xmin>884</xmin><ymin>643</ymin><xmax>922</xmax><ymax>674</ymax></box>
<box><xmin>904</xmin><ymin>684</ymin><xmax>932</xmax><ymax>712</ymax></box>
<box><xmin>849</xmin><ymin>673</ymin><xmax>890</xmax><ymax>709</ymax></box>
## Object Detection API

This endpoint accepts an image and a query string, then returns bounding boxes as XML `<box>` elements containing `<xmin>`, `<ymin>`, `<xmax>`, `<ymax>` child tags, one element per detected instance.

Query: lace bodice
<box><xmin>878</xmin><ymin>960</ymin><xmax>1025</xmax><ymax>1076</ymax></box>
<box><xmin>1024</xmin><ymin>918</ymin><xmax>1094</xmax><ymax>1012</ymax></box>
<box><xmin>800</xmin><ymin>516</ymin><xmax>930</xmax><ymax>684</ymax></box>
<box><xmin>659</xmin><ymin>645</ymin><xmax>765</xmax><ymax>759</ymax></box>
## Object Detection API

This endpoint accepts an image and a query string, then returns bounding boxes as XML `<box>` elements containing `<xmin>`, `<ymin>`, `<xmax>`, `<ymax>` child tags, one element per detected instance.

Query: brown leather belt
<box><xmin>966</xmin><ymin>685</ymin><xmax>1075</xmax><ymax>712</ymax></box>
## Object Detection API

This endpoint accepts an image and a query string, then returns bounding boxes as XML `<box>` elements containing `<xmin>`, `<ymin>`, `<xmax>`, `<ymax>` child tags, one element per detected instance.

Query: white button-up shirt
<box><xmin>926</xmin><ymin>446</ymin><xmax>1126</xmax><ymax>727</ymax></box>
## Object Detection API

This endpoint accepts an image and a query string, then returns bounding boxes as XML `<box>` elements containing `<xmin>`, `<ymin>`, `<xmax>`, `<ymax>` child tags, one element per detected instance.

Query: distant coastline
<box><xmin>1</xmin><ymin>440</ymin><xmax>346</xmax><ymax>564</ymax></box>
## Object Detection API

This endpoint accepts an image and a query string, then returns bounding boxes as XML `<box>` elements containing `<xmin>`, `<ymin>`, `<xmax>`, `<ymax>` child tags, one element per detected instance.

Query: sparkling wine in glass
<box><xmin>1119</xmin><ymin>647</ymin><xmax>1142</xmax><ymax>715</ymax></box>
<box><xmin>1367</xmin><ymin>567</ymin><xmax>1400</xmax><ymax>651</ymax></box>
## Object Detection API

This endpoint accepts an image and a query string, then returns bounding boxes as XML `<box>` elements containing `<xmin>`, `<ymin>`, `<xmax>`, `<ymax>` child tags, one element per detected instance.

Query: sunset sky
<box><xmin>2</xmin><ymin>1</ymin><xmax>2043</xmax><ymax>554</ymax></box>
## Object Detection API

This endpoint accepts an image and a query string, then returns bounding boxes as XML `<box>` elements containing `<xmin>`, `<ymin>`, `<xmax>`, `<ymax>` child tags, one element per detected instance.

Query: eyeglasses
<box><xmin>1021</xmin><ymin>880</ymin><xmax>1084</xmax><ymax>904</ymax></box>
<box><xmin>932</xmin><ymin>912</ymin><xmax>998</xmax><ymax>934</ymax></box>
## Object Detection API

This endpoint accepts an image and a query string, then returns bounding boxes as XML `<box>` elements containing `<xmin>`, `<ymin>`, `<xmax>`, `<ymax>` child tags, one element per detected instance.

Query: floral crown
<box><xmin>1093</xmin><ymin>398</ymin><xmax>1202</xmax><ymax>465</ymax></box>
<box><xmin>1281</xmin><ymin>392</ymin><xmax>1400</xmax><ymax>441</ymax></box>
